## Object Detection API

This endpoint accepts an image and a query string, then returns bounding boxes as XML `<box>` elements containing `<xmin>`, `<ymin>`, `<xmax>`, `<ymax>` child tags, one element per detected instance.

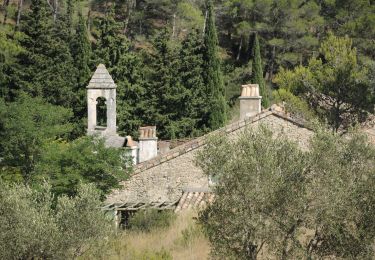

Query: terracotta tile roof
<box><xmin>174</xmin><ymin>188</ymin><xmax>215</xmax><ymax>213</ymax></box>
<box><xmin>87</xmin><ymin>64</ymin><xmax>116</xmax><ymax>89</ymax></box>
<box><xmin>132</xmin><ymin>109</ymin><xmax>310</xmax><ymax>175</ymax></box>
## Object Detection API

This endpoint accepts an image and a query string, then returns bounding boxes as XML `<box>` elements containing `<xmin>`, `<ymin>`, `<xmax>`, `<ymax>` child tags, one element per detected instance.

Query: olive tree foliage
<box><xmin>0</xmin><ymin>182</ymin><xmax>114</xmax><ymax>260</ymax></box>
<box><xmin>196</xmin><ymin>126</ymin><xmax>375</xmax><ymax>259</ymax></box>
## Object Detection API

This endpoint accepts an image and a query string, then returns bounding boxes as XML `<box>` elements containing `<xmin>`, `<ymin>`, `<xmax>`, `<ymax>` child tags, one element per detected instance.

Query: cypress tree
<box><xmin>179</xmin><ymin>29</ymin><xmax>207</xmax><ymax>136</ymax></box>
<box><xmin>71</xmin><ymin>12</ymin><xmax>91</xmax><ymax>87</ymax></box>
<box><xmin>68</xmin><ymin>11</ymin><xmax>92</xmax><ymax>137</ymax></box>
<box><xmin>203</xmin><ymin>0</ymin><xmax>226</xmax><ymax>130</ymax></box>
<box><xmin>143</xmin><ymin>28</ymin><xmax>174</xmax><ymax>139</ymax></box>
<box><xmin>111</xmin><ymin>42</ymin><xmax>145</xmax><ymax>138</ymax></box>
<box><xmin>250</xmin><ymin>33</ymin><xmax>269</xmax><ymax>108</ymax></box>
<box><xmin>95</xmin><ymin>6</ymin><xmax>126</xmax><ymax>68</ymax></box>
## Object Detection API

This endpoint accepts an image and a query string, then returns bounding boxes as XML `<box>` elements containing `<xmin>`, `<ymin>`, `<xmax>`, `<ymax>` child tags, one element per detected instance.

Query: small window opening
<box><xmin>96</xmin><ymin>97</ymin><xmax>107</xmax><ymax>127</ymax></box>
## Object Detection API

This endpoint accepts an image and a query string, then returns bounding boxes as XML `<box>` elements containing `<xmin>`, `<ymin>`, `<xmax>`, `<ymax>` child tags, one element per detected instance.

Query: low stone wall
<box><xmin>106</xmin><ymin>112</ymin><xmax>314</xmax><ymax>204</ymax></box>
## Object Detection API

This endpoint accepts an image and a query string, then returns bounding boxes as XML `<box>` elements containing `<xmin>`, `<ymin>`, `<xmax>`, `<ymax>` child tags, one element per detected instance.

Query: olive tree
<box><xmin>197</xmin><ymin>126</ymin><xmax>375</xmax><ymax>259</ymax></box>
<box><xmin>0</xmin><ymin>182</ymin><xmax>114</xmax><ymax>260</ymax></box>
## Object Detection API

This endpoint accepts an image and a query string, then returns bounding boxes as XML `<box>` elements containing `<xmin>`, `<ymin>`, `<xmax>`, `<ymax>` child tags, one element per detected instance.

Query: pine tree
<box><xmin>250</xmin><ymin>33</ymin><xmax>269</xmax><ymax>108</ymax></box>
<box><xmin>12</xmin><ymin>0</ymin><xmax>76</xmax><ymax>108</ymax></box>
<box><xmin>203</xmin><ymin>0</ymin><xmax>226</xmax><ymax>130</ymax></box>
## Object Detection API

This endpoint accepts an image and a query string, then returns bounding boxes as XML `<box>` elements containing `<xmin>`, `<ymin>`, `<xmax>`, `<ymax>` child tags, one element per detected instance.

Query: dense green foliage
<box><xmin>33</xmin><ymin>137</ymin><xmax>131</xmax><ymax>197</ymax></box>
<box><xmin>0</xmin><ymin>96</ymin><xmax>73</xmax><ymax>182</ymax></box>
<box><xmin>0</xmin><ymin>182</ymin><xmax>113</xmax><ymax>259</ymax></box>
<box><xmin>197</xmin><ymin>126</ymin><xmax>375</xmax><ymax>259</ymax></box>
<box><xmin>275</xmin><ymin>34</ymin><xmax>374</xmax><ymax>131</ymax></box>
<box><xmin>0</xmin><ymin>96</ymin><xmax>129</xmax><ymax>197</ymax></box>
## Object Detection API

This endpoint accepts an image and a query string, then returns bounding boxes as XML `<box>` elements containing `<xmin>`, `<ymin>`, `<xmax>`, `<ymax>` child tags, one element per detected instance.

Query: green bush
<box><xmin>128</xmin><ymin>209</ymin><xmax>176</xmax><ymax>232</ymax></box>
<box><xmin>0</xmin><ymin>181</ymin><xmax>113</xmax><ymax>260</ymax></box>
<box><xmin>273</xmin><ymin>88</ymin><xmax>317</xmax><ymax>123</ymax></box>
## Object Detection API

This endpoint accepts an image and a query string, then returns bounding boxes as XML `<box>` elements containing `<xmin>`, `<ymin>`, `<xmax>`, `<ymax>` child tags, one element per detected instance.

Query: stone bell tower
<box><xmin>87</xmin><ymin>64</ymin><xmax>125</xmax><ymax>147</ymax></box>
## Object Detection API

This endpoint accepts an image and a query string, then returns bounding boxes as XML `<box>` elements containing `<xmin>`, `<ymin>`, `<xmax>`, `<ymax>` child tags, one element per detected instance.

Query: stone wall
<box><xmin>106</xmin><ymin>112</ymin><xmax>314</xmax><ymax>204</ymax></box>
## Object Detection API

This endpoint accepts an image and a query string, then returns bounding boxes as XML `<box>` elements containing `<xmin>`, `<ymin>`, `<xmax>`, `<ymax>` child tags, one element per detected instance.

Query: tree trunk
<box><xmin>15</xmin><ymin>0</ymin><xmax>24</xmax><ymax>29</ymax></box>
<box><xmin>172</xmin><ymin>13</ymin><xmax>176</xmax><ymax>38</ymax></box>
<box><xmin>236</xmin><ymin>36</ymin><xmax>243</xmax><ymax>61</ymax></box>
<box><xmin>2</xmin><ymin>0</ymin><xmax>10</xmax><ymax>25</ymax></box>
<box><xmin>53</xmin><ymin>0</ymin><xmax>58</xmax><ymax>22</ymax></box>
<box><xmin>46</xmin><ymin>0</ymin><xmax>58</xmax><ymax>23</ymax></box>
<box><xmin>87</xmin><ymin>9</ymin><xmax>91</xmax><ymax>32</ymax></box>
<box><xmin>123</xmin><ymin>0</ymin><xmax>134</xmax><ymax>35</ymax></box>
<box><xmin>202</xmin><ymin>10</ymin><xmax>208</xmax><ymax>36</ymax></box>
<box><xmin>268</xmin><ymin>45</ymin><xmax>276</xmax><ymax>81</ymax></box>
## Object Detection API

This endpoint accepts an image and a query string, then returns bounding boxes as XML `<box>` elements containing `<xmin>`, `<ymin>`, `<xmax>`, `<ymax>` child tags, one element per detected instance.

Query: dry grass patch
<box><xmin>87</xmin><ymin>210</ymin><xmax>210</xmax><ymax>260</ymax></box>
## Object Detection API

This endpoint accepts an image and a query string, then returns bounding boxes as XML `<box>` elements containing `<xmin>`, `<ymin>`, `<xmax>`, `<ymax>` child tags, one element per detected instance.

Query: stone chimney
<box><xmin>239</xmin><ymin>84</ymin><xmax>262</xmax><ymax>120</ymax></box>
<box><xmin>138</xmin><ymin>126</ymin><xmax>158</xmax><ymax>163</ymax></box>
<box><xmin>125</xmin><ymin>136</ymin><xmax>138</xmax><ymax>165</ymax></box>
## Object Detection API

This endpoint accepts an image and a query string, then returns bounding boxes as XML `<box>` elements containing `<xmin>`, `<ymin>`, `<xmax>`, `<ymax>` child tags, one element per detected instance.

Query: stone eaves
<box><xmin>132</xmin><ymin>108</ymin><xmax>311</xmax><ymax>175</ymax></box>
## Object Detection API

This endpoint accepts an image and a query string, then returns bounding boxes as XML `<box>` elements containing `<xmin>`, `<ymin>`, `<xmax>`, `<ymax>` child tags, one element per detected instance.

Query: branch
<box><xmin>46</xmin><ymin>0</ymin><xmax>53</xmax><ymax>11</ymax></box>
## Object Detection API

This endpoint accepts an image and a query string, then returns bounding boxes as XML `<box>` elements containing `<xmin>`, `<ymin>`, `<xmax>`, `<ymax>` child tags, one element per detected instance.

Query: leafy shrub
<box><xmin>273</xmin><ymin>88</ymin><xmax>316</xmax><ymax>123</ymax></box>
<box><xmin>128</xmin><ymin>209</ymin><xmax>176</xmax><ymax>232</ymax></box>
<box><xmin>0</xmin><ymin>182</ymin><xmax>113</xmax><ymax>260</ymax></box>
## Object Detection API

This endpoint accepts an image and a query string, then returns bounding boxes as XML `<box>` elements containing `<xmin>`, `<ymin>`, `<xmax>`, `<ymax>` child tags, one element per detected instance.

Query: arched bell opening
<box><xmin>96</xmin><ymin>97</ymin><xmax>107</xmax><ymax>128</ymax></box>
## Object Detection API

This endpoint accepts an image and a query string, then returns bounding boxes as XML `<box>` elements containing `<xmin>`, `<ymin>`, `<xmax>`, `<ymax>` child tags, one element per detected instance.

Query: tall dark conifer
<box><xmin>12</xmin><ymin>0</ymin><xmax>76</xmax><ymax>107</ymax></box>
<box><xmin>179</xmin><ymin>29</ymin><xmax>207</xmax><ymax>136</ymax></box>
<box><xmin>143</xmin><ymin>28</ymin><xmax>174</xmax><ymax>139</ymax></box>
<box><xmin>95</xmin><ymin>6</ymin><xmax>145</xmax><ymax>137</ymax></box>
<box><xmin>203</xmin><ymin>0</ymin><xmax>226</xmax><ymax>130</ymax></box>
<box><xmin>95</xmin><ymin>6</ymin><xmax>126</xmax><ymax>68</ymax></box>
<box><xmin>249</xmin><ymin>33</ymin><xmax>269</xmax><ymax>107</ymax></box>
<box><xmin>68</xmin><ymin>11</ymin><xmax>92</xmax><ymax>137</ymax></box>
<box><xmin>71</xmin><ymin>12</ymin><xmax>91</xmax><ymax>87</ymax></box>
<box><xmin>111</xmin><ymin>42</ymin><xmax>145</xmax><ymax>138</ymax></box>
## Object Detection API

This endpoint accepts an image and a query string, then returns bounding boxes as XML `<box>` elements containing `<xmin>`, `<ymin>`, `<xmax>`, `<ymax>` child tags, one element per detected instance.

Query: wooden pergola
<box><xmin>102</xmin><ymin>200</ymin><xmax>180</xmax><ymax>228</ymax></box>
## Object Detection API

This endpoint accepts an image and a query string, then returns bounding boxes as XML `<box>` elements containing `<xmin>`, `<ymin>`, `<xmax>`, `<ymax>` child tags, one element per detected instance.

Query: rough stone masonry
<box><xmin>106</xmin><ymin>110</ymin><xmax>314</xmax><ymax>204</ymax></box>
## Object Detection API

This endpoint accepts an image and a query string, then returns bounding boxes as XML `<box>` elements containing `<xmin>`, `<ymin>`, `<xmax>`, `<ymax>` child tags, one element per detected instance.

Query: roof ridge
<box><xmin>132</xmin><ymin>109</ymin><xmax>309</xmax><ymax>175</ymax></box>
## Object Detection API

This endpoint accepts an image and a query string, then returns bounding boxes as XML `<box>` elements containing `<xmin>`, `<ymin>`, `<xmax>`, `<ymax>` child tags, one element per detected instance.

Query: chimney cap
<box><xmin>139</xmin><ymin>126</ymin><xmax>157</xmax><ymax>139</ymax></box>
<box><xmin>125</xmin><ymin>136</ymin><xmax>138</xmax><ymax>148</ymax></box>
<box><xmin>240</xmin><ymin>84</ymin><xmax>261</xmax><ymax>98</ymax></box>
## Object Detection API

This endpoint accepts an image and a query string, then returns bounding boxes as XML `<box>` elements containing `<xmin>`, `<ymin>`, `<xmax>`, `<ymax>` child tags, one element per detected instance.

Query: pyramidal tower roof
<box><xmin>87</xmin><ymin>64</ymin><xmax>116</xmax><ymax>89</ymax></box>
